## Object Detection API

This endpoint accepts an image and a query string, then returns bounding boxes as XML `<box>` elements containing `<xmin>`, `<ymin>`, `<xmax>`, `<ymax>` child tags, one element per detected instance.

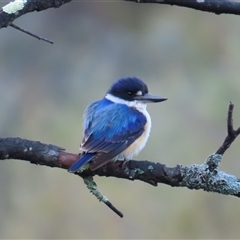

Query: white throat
<box><xmin>105</xmin><ymin>93</ymin><xmax>147</xmax><ymax>111</ymax></box>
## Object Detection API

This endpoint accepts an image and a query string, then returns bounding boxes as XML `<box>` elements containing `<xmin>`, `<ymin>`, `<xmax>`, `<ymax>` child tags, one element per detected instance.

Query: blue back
<box><xmin>83</xmin><ymin>98</ymin><xmax>146</xmax><ymax>142</ymax></box>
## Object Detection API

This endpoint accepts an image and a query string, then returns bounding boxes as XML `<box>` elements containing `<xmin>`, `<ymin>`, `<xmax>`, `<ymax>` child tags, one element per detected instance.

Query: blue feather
<box><xmin>69</xmin><ymin>98</ymin><xmax>147</xmax><ymax>172</ymax></box>
<box><xmin>83</xmin><ymin>98</ymin><xmax>146</xmax><ymax>140</ymax></box>
<box><xmin>68</xmin><ymin>153</ymin><xmax>95</xmax><ymax>173</ymax></box>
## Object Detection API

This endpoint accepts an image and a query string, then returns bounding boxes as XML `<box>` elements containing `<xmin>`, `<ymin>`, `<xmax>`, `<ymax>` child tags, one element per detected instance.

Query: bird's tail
<box><xmin>68</xmin><ymin>153</ymin><xmax>95</xmax><ymax>173</ymax></box>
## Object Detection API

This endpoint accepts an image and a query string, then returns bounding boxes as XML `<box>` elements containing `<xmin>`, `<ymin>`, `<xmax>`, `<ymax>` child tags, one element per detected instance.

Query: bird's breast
<box><xmin>121</xmin><ymin>108</ymin><xmax>151</xmax><ymax>159</ymax></box>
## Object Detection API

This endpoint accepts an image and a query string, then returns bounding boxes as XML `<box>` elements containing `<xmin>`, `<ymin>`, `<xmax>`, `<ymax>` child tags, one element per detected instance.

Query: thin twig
<box><xmin>227</xmin><ymin>101</ymin><xmax>234</xmax><ymax>137</ymax></box>
<box><xmin>104</xmin><ymin>201</ymin><xmax>123</xmax><ymax>218</ymax></box>
<box><xmin>10</xmin><ymin>23</ymin><xmax>54</xmax><ymax>44</ymax></box>
<box><xmin>83</xmin><ymin>177</ymin><xmax>123</xmax><ymax>218</ymax></box>
<box><xmin>216</xmin><ymin>102</ymin><xmax>240</xmax><ymax>155</ymax></box>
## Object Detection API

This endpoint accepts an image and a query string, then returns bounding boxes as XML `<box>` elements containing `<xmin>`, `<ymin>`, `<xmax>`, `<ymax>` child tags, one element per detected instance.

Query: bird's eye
<box><xmin>128</xmin><ymin>91</ymin><xmax>133</xmax><ymax>96</ymax></box>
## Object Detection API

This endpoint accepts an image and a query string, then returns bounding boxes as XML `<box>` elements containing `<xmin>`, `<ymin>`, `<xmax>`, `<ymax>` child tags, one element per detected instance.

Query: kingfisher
<box><xmin>68</xmin><ymin>77</ymin><xmax>167</xmax><ymax>172</ymax></box>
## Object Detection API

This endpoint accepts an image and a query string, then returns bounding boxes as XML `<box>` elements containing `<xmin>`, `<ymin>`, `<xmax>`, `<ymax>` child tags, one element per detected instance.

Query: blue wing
<box><xmin>68</xmin><ymin>98</ymin><xmax>146</xmax><ymax>172</ymax></box>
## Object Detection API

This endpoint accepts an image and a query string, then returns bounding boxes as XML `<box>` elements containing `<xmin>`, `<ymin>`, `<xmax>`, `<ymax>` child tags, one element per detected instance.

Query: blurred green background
<box><xmin>1</xmin><ymin>1</ymin><xmax>240</xmax><ymax>239</ymax></box>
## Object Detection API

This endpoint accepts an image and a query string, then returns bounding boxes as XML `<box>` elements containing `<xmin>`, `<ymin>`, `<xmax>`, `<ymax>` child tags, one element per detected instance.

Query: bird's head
<box><xmin>105</xmin><ymin>77</ymin><xmax>167</xmax><ymax>104</ymax></box>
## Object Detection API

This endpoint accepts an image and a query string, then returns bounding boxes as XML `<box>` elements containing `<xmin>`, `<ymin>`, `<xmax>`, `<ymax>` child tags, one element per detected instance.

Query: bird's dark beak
<box><xmin>134</xmin><ymin>93</ymin><xmax>167</xmax><ymax>103</ymax></box>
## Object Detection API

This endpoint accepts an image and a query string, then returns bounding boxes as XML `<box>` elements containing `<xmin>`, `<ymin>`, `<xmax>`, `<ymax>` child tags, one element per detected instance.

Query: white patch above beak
<box><xmin>136</xmin><ymin>90</ymin><xmax>142</xmax><ymax>96</ymax></box>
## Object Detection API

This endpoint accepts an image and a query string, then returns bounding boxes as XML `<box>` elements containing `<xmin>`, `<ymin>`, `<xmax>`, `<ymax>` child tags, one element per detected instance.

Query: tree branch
<box><xmin>125</xmin><ymin>0</ymin><xmax>240</xmax><ymax>16</ymax></box>
<box><xmin>0</xmin><ymin>0</ymin><xmax>71</xmax><ymax>29</ymax></box>
<box><xmin>1</xmin><ymin>103</ymin><xmax>240</xmax><ymax>199</ymax></box>
<box><xmin>1</xmin><ymin>0</ymin><xmax>240</xmax><ymax>34</ymax></box>
<box><xmin>0</xmin><ymin>0</ymin><xmax>72</xmax><ymax>42</ymax></box>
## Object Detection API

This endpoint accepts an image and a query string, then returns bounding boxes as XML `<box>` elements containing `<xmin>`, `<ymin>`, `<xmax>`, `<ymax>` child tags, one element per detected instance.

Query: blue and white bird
<box><xmin>68</xmin><ymin>77</ymin><xmax>167</xmax><ymax>172</ymax></box>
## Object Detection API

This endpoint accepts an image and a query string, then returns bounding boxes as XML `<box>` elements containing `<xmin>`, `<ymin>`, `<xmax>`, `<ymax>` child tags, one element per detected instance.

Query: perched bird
<box><xmin>68</xmin><ymin>77</ymin><xmax>167</xmax><ymax>172</ymax></box>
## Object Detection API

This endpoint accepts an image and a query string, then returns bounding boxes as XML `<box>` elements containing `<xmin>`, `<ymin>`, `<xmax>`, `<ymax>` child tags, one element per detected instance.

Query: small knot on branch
<box><xmin>205</xmin><ymin>154</ymin><xmax>222</xmax><ymax>171</ymax></box>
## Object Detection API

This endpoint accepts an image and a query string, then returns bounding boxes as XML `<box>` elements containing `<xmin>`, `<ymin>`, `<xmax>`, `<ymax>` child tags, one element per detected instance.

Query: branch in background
<box><xmin>125</xmin><ymin>0</ymin><xmax>240</xmax><ymax>16</ymax></box>
<box><xmin>0</xmin><ymin>0</ymin><xmax>71</xmax><ymax>42</ymax></box>
<box><xmin>10</xmin><ymin>23</ymin><xmax>54</xmax><ymax>44</ymax></box>
<box><xmin>1</xmin><ymin>0</ymin><xmax>240</xmax><ymax>33</ymax></box>
<box><xmin>1</xmin><ymin>0</ymin><xmax>240</xmax><ymax>42</ymax></box>
<box><xmin>0</xmin><ymin>102</ymin><xmax>240</xmax><ymax>197</ymax></box>
<box><xmin>0</xmin><ymin>0</ymin><xmax>71</xmax><ymax>29</ymax></box>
